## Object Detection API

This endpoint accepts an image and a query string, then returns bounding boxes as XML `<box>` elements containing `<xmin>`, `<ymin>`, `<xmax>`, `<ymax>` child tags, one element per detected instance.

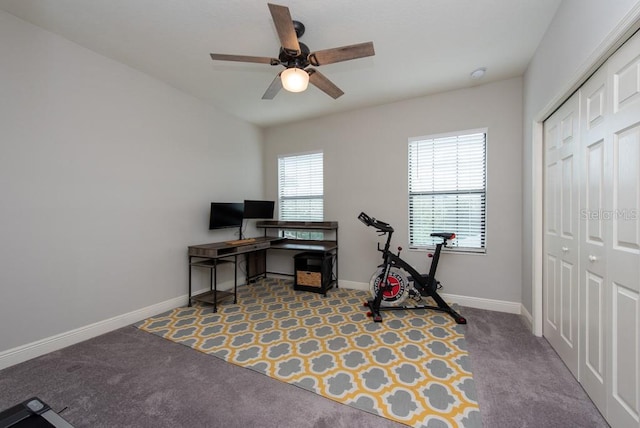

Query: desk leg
<box><xmin>212</xmin><ymin>259</ymin><xmax>217</xmax><ymax>313</ymax></box>
<box><xmin>335</xmin><ymin>249</ymin><xmax>339</xmax><ymax>288</ymax></box>
<box><xmin>188</xmin><ymin>256</ymin><xmax>192</xmax><ymax>307</ymax></box>
<box><xmin>234</xmin><ymin>255</ymin><xmax>238</xmax><ymax>303</ymax></box>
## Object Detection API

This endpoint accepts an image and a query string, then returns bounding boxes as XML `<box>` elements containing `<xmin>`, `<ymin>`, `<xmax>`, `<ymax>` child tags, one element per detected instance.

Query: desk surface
<box><xmin>190</xmin><ymin>236</ymin><xmax>273</xmax><ymax>249</ymax></box>
<box><xmin>188</xmin><ymin>236</ymin><xmax>274</xmax><ymax>258</ymax></box>
<box><xmin>188</xmin><ymin>237</ymin><xmax>336</xmax><ymax>259</ymax></box>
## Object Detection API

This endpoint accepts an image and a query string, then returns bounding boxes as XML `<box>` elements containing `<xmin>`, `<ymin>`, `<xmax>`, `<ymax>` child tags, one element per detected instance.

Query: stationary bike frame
<box><xmin>358</xmin><ymin>212</ymin><xmax>467</xmax><ymax>324</ymax></box>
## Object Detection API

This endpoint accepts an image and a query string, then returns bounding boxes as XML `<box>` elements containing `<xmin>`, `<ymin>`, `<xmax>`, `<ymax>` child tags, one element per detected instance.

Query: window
<box><xmin>408</xmin><ymin>130</ymin><xmax>487</xmax><ymax>252</ymax></box>
<box><xmin>278</xmin><ymin>151</ymin><xmax>323</xmax><ymax>239</ymax></box>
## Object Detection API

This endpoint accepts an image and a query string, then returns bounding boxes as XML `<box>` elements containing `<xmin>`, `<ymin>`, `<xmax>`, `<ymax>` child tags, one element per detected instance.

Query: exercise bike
<box><xmin>358</xmin><ymin>212</ymin><xmax>467</xmax><ymax>324</ymax></box>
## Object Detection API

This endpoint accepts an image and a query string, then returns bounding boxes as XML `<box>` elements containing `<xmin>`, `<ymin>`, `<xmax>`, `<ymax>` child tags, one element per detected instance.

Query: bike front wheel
<box><xmin>369</xmin><ymin>267</ymin><xmax>410</xmax><ymax>306</ymax></box>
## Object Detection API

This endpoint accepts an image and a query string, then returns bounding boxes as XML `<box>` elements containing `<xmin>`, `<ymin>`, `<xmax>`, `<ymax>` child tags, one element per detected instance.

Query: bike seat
<box><xmin>430</xmin><ymin>232</ymin><xmax>455</xmax><ymax>241</ymax></box>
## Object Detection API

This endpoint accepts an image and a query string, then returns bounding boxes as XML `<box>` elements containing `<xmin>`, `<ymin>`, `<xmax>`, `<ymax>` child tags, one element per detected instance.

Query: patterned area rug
<box><xmin>136</xmin><ymin>278</ymin><xmax>481</xmax><ymax>427</ymax></box>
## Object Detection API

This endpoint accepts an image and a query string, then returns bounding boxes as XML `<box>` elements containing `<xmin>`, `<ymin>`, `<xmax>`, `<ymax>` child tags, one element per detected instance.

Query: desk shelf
<box><xmin>191</xmin><ymin>289</ymin><xmax>235</xmax><ymax>306</ymax></box>
<box><xmin>188</xmin><ymin>255</ymin><xmax>238</xmax><ymax>313</ymax></box>
<box><xmin>269</xmin><ymin>239</ymin><xmax>337</xmax><ymax>252</ymax></box>
<box><xmin>256</xmin><ymin>220</ymin><xmax>339</xmax><ymax>230</ymax></box>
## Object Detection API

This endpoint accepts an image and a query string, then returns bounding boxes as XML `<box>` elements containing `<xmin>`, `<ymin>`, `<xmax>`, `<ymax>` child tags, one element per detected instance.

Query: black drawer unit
<box><xmin>293</xmin><ymin>252</ymin><xmax>334</xmax><ymax>294</ymax></box>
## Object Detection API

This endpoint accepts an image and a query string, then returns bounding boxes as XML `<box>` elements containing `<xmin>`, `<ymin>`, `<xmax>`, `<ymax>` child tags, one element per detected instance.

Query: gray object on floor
<box><xmin>0</xmin><ymin>307</ymin><xmax>608</xmax><ymax>428</ymax></box>
<box><xmin>0</xmin><ymin>397</ymin><xmax>75</xmax><ymax>428</ymax></box>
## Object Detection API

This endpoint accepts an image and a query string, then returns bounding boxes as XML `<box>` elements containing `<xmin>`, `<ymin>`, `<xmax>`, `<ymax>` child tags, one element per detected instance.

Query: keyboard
<box><xmin>225</xmin><ymin>238</ymin><xmax>256</xmax><ymax>245</ymax></box>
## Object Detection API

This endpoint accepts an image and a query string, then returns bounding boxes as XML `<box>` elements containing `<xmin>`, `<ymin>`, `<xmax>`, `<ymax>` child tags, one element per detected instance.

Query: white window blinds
<box><xmin>278</xmin><ymin>152</ymin><xmax>323</xmax><ymax>221</ymax></box>
<box><xmin>408</xmin><ymin>131</ymin><xmax>487</xmax><ymax>251</ymax></box>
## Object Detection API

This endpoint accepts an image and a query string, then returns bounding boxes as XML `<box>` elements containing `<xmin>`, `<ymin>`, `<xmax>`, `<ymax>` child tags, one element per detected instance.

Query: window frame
<box><xmin>277</xmin><ymin>150</ymin><xmax>324</xmax><ymax>240</ymax></box>
<box><xmin>408</xmin><ymin>128</ymin><xmax>488</xmax><ymax>254</ymax></box>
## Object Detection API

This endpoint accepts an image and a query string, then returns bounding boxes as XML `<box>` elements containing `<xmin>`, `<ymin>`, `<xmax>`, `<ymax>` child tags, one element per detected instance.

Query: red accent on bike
<box><xmin>381</xmin><ymin>275</ymin><xmax>402</xmax><ymax>298</ymax></box>
<box><xmin>450</xmin><ymin>233</ymin><xmax>456</xmax><ymax>239</ymax></box>
<box><xmin>428</xmin><ymin>253</ymin><xmax>433</xmax><ymax>258</ymax></box>
<box><xmin>397</xmin><ymin>246</ymin><xmax>402</xmax><ymax>251</ymax></box>
<box><xmin>363</xmin><ymin>302</ymin><xmax>369</xmax><ymax>307</ymax></box>
<box><xmin>366</xmin><ymin>311</ymin><xmax>373</xmax><ymax>317</ymax></box>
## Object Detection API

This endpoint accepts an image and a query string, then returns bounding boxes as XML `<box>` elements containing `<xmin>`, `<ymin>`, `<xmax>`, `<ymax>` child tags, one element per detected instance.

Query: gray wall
<box><xmin>521</xmin><ymin>0</ymin><xmax>640</xmax><ymax>320</ymax></box>
<box><xmin>6</xmin><ymin>0</ymin><xmax>638</xmax><ymax>358</ymax></box>
<box><xmin>263</xmin><ymin>78</ymin><xmax>523</xmax><ymax>304</ymax></box>
<box><xmin>0</xmin><ymin>11</ymin><xmax>263</xmax><ymax>353</ymax></box>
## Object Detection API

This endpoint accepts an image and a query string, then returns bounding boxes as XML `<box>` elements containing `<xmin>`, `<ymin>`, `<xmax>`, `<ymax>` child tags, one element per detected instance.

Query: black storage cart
<box><xmin>293</xmin><ymin>251</ymin><xmax>335</xmax><ymax>295</ymax></box>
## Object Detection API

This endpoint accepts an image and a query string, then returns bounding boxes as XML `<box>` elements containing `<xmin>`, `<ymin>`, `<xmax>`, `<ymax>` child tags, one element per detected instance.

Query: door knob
<box><xmin>562</xmin><ymin>247</ymin><xmax>569</xmax><ymax>252</ymax></box>
<box><xmin>588</xmin><ymin>255</ymin><xmax>597</xmax><ymax>262</ymax></box>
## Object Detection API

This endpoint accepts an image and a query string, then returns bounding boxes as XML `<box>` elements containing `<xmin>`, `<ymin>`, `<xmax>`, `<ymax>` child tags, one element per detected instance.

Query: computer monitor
<box><xmin>208</xmin><ymin>202</ymin><xmax>244</xmax><ymax>230</ymax></box>
<box><xmin>243</xmin><ymin>200</ymin><xmax>275</xmax><ymax>219</ymax></box>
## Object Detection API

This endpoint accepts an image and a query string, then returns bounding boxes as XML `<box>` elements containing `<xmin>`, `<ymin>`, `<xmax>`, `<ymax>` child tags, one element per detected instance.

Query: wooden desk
<box><xmin>188</xmin><ymin>236</ymin><xmax>272</xmax><ymax>258</ymax></box>
<box><xmin>188</xmin><ymin>221</ymin><xmax>339</xmax><ymax>309</ymax></box>
<box><xmin>188</xmin><ymin>237</ymin><xmax>274</xmax><ymax>312</ymax></box>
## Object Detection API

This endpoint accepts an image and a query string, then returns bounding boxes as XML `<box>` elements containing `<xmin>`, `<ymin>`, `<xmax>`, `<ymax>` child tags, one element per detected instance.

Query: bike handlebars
<box><xmin>358</xmin><ymin>212</ymin><xmax>393</xmax><ymax>233</ymax></box>
<box><xmin>358</xmin><ymin>212</ymin><xmax>394</xmax><ymax>233</ymax></box>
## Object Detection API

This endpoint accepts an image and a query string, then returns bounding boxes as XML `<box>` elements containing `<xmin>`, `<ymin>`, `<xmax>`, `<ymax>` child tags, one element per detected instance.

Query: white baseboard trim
<box><xmin>337</xmin><ymin>279</ymin><xmax>369</xmax><ymax>291</ymax></box>
<box><xmin>0</xmin><ymin>294</ymin><xmax>187</xmax><ymax>371</ymax></box>
<box><xmin>441</xmin><ymin>292</ymin><xmax>521</xmax><ymax>314</ymax></box>
<box><xmin>1</xmin><ymin>281</ymin><xmax>524</xmax><ymax>371</ymax></box>
<box><xmin>520</xmin><ymin>304</ymin><xmax>535</xmax><ymax>334</ymax></box>
<box><xmin>339</xmin><ymin>280</ymin><xmax>522</xmax><ymax>314</ymax></box>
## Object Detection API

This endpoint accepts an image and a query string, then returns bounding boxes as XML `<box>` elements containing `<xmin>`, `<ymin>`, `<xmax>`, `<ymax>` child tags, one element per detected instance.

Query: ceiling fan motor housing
<box><xmin>279</xmin><ymin>41</ymin><xmax>310</xmax><ymax>68</ymax></box>
<box><xmin>292</xmin><ymin>20</ymin><xmax>305</xmax><ymax>38</ymax></box>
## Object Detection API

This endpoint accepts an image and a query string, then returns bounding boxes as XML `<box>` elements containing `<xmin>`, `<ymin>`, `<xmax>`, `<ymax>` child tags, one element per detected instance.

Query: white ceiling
<box><xmin>0</xmin><ymin>0</ymin><xmax>562</xmax><ymax>127</ymax></box>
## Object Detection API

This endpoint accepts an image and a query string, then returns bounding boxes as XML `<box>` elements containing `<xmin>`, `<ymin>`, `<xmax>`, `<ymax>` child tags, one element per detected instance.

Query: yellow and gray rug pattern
<box><xmin>136</xmin><ymin>278</ymin><xmax>481</xmax><ymax>427</ymax></box>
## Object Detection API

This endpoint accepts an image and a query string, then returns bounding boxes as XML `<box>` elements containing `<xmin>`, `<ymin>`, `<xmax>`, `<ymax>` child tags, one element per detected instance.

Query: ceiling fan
<box><xmin>210</xmin><ymin>3</ymin><xmax>375</xmax><ymax>100</ymax></box>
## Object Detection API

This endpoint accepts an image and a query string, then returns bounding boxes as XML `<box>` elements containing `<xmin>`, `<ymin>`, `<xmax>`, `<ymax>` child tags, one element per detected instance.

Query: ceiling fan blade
<box><xmin>308</xmin><ymin>42</ymin><xmax>375</xmax><ymax>66</ymax></box>
<box><xmin>262</xmin><ymin>74</ymin><xmax>282</xmax><ymax>99</ymax></box>
<box><xmin>211</xmin><ymin>53</ymin><xmax>280</xmax><ymax>65</ymax></box>
<box><xmin>268</xmin><ymin>3</ymin><xmax>301</xmax><ymax>56</ymax></box>
<box><xmin>307</xmin><ymin>68</ymin><xmax>344</xmax><ymax>99</ymax></box>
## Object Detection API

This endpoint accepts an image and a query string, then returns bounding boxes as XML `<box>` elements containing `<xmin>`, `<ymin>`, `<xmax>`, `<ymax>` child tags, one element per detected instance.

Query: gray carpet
<box><xmin>463</xmin><ymin>308</ymin><xmax>609</xmax><ymax>428</ymax></box>
<box><xmin>0</xmin><ymin>307</ymin><xmax>608</xmax><ymax>428</ymax></box>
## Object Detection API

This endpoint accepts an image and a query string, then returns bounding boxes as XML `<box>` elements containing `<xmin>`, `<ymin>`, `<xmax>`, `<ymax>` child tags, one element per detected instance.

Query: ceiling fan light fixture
<box><xmin>281</xmin><ymin>67</ymin><xmax>309</xmax><ymax>92</ymax></box>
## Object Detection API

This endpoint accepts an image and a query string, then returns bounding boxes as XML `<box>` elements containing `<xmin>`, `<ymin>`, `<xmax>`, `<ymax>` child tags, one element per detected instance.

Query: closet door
<box><xmin>605</xmin><ymin>32</ymin><xmax>640</xmax><ymax>428</ymax></box>
<box><xmin>579</xmin><ymin>66</ymin><xmax>609</xmax><ymax>415</ymax></box>
<box><xmin>543</xmin><ymin>91</ymin><xmax>581</xmax><ymax>378</ymax></box>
